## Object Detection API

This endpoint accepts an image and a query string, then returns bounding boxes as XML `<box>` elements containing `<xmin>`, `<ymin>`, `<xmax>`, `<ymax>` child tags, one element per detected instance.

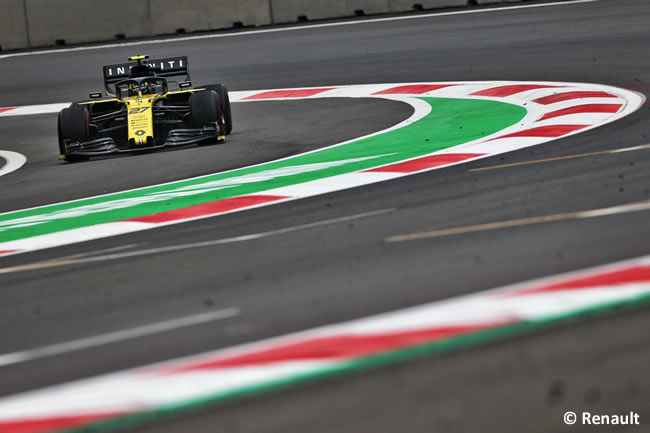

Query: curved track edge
<box><xmin>0</xmin><ymin>81</ymin><xmax>643</xmax><ymax>257</ymax></box>
<box><xmin>0</xmin><ymin>254</ymin><xmax>649</xmax><ymax>433</ymax></box>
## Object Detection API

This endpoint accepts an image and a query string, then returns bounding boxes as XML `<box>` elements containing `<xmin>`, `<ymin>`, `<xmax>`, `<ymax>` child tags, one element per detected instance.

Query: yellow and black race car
<box><xmin>57</xmin><ymin>55</ymin><xmax>232</xmax><ymax>161</ymax></box>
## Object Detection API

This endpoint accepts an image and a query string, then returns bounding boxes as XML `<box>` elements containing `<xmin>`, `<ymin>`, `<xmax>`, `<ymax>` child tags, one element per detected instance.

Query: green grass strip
<box><xmin>0</xmin><ymin>98</ymin><xmax>525</xmax><ymax>242</ymax></box>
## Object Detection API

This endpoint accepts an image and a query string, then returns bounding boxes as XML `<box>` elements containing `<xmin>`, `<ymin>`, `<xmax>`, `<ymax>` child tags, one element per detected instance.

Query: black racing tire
<box><xmin>58</xmin><ymin>103</ymin><xmax>90</xmax><ymax>161</ymax></box>
<box><xmin>57</xmin><ymin>111</ymin><xmax>65</xmax><ymax>156</ymax></box>
<box><xmin>189</xmin><ymin>90</ymin><xmax>221</xmax><ymax>129</ymax></box>
<box><xmin>201</xmin><ymin>84</ymin><xmax>232</xmax><ymax>134</ymax></box>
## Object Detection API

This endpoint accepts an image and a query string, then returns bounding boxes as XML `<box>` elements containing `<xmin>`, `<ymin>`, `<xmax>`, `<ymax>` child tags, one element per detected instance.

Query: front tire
<box><xmin>58</xmin><ymin>103</ymin><xmax>89</xmax><ymax>161</ymax></box>
<box><xmin>201</xmin><ymin>84</ymin><xmax>232</xmax><ymax>134</ymax></box>
<box><xmin>190</xmin><ymin>90</ymin><xmax>221</xmax><ymax>127</ymax></box>
<box><xmin>189</xmin><ymin>90</ymin><xmax>224</xmax><ymax>145</ymax></box>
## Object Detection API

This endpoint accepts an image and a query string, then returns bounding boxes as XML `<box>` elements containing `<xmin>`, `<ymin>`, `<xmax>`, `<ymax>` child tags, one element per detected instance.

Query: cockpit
<box><xmin>115</xmin><ymin>78</ymin><xmax>168</xmax><ymax>98</ymax></box>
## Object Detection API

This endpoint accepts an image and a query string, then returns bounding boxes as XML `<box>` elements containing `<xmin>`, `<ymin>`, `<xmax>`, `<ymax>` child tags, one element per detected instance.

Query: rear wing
<box><xmin>102</xmin><ymin>56</ymin><xmax>191</xmax><ymax>92</ymax></box>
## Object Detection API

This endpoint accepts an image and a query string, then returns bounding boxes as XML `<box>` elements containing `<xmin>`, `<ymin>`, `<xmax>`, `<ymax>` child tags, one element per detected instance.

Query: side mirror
<box><xmin>179</xmin><ymin>81</ymin><xmax>192</xmax><ymax>89</ymax></box>
<box><xmin>89</xmin><ymin>92</ymin><xmax>102</xmax><ymax>99</ymax></box>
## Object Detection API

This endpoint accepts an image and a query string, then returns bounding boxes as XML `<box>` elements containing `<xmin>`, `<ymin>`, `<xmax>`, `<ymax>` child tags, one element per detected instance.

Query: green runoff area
<box><xmin>0</xmin><ymin>98</ymin><xmax>526</xmax><ymax>242</ymax></box>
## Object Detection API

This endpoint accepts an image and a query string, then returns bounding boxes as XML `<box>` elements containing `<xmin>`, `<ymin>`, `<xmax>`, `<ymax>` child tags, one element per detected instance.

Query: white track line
<box><xmin>0</xmin><ymin>308</ymin><xmax>240</xmax><ymax>367</ymax></box>
<box><xmin>0</xmin><ymin>0</ymin><xmax>597</xmax><ymax>60</ymax></box>
<box><xmin>0</xmin><ymin>209</ymin><xmax>395</xmax><ymax>274</ymax></box>
<box><xmin>56</xmin><ymin>243</ymin><xmax>140</xmax><ymax>260</ymax></box>
<box><xmin>0</xmin><ymin>151</ymin><xmax>26</xmax><ymax>177</ymax></box>
<box><xmin>386</xmin><ymin>200</ymin><xmax>650</xmax><ymax>242</ymax></box>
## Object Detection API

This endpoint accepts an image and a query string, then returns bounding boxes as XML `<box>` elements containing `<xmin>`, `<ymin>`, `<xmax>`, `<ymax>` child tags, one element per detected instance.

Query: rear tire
<box><xmin>201</xmin><ymin>84</ymin><xmax>232</xmax><ymax>134</ymax></box>
<box><xmin>58</xmin><ymin>103</ymin><xmax>89</xmax><ymax>161</ymax></box>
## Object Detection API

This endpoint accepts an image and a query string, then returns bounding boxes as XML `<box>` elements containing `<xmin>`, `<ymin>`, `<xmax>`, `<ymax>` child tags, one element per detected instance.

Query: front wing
<box><xmin>63</xmin><ymin>124</ymin><xmax>225</xmax><ymax>157</ymax></box>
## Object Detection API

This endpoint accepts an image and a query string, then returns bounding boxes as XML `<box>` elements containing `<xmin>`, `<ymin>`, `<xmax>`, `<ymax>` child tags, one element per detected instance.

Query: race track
<box><xmin>0</xmin><ymin>0</ymin><xmax>649</xmax><ymax>432</ymax></box>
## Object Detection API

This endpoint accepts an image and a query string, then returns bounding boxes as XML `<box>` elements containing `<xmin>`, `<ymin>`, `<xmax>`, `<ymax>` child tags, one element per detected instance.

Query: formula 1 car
<box><xmin>57</xmin><ymin>55</ymin><xmax>232</xmax><ymax>161</ymax></box>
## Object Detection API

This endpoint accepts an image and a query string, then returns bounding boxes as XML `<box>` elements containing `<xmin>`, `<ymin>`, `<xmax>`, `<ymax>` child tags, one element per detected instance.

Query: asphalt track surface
<box><xmin>0</xmin><ymin>0</ymin><xmax>649</xmax><ymax>431</ymax></box>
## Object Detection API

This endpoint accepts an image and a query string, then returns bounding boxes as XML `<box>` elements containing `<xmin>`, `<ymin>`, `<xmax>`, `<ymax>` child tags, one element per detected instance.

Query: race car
<box><xmin>57</xmin><ymin>55</ymin><xmax>232</xmax><ymax>161</ymax></box>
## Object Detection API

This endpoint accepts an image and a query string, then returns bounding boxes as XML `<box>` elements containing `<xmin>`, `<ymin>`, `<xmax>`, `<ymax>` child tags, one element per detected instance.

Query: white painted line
<box><xmin>0</xmin><ymin>0</ymin><xmax>597</xmax><ymax>60</ymax></box>
<box><xmin>0</xmin><ymin>151</ymin><xmax>26</xmax><ymax>177</ymax></box>
<box><xmin>0</xmin><ymin>209</ymin><xmax>395</xmax><ymax>274</ymax></box>
<box><xmin>0</xmin><ymin>221</ymin><xmax>155</xmax><ymax>256</ymax></box>
<box><xmin>612</xmin><ymin>143</ymin><xmax>650</xmax><ymax>153</ymax></box>
<box><xmin>0</xmin><ymin>308</ymin><xmax>240</xmax><ymax>367</ymax></box>
<box><xmin>229</xmin><ymin>208</ymin><xmax>395</xmax><ymax>238</ymax></box>
<box><xmin>56</xmin><ymin>243</ymin><xmax>140</xmax><ymax>260</ymax></box>
<box><xmin>387</xmin><ymin>200</ymin><xmax>650</xmax><ymax>242</ymax></box>
<box><xmin>262</xmin><ymin>172</ymin><xmax>402</xmax><ymax>197</ymax></box>
<box><xmin>532</xmin><ymin>113</ymin><xmax>618</xmax><ymax>126</ymax></box>
<box><xmin>459</xmin><ymin>137</ymin><xmax>546</xmax><ymax>154</ymax></box>
<box><xmin>537</xmin><ymin>98</ymin><xmax>626</xmax><ymax>111</ymax></box>
<box><xmin>577</xmin><ymin>200</ymin><xmax>650</xmax><ymax>218</ymax></box>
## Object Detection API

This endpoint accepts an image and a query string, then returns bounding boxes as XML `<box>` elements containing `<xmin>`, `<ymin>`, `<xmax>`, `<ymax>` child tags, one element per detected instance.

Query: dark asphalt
<box><xmin>0</xmin><ymin>98</ymin><xmax>411</xmax><ymax>212</ymax></box>
<box><xmin>0</xmin><ymin>0</ymin><xmax>649</xmax><ymax>431</ymax></box>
